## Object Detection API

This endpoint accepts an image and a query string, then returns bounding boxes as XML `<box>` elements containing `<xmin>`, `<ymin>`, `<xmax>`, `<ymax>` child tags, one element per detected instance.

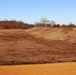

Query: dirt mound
<box><xmin>0</xmin><ymin>29</ymin><xmax>76</xmax><ymax>65</ymax></box>
<box><xmin>26</xmin><ymin>27</ymin><xmax>76</xmax><ymax>42</ymax></box>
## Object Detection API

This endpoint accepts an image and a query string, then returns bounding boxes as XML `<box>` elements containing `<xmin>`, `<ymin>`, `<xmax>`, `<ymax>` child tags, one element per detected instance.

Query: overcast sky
<box><xmin>0</xmin><ymin>0</ymin><xmax>76</xmax><ymax>24</ymax></box>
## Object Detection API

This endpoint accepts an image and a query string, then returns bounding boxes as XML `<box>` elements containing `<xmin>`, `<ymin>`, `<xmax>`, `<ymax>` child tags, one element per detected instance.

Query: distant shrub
<box><xmin>0</xmin><ymin>20</ymin><xmax>34</xmax><ymax>29</ymax></box>
<box><xmin>67</xmin><ymin>24</ymin><xmax>75</xmax><ymax>27</ymax></box>
<box><xmin>52</xmin><ymin>24</ymin><xmax>60</xmax><ymax>28</ymax></box>
<box><xmin>62</xmin><ymin>24</ymin><xmax>67</xmax><ymax>27</ymax></box>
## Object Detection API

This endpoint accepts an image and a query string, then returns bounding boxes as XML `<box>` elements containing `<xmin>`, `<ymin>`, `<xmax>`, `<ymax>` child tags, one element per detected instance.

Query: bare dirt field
<box><xmin>0</xmin><ymin>27</ymin><xmax>76</xmax><ymax>65</ymax></box>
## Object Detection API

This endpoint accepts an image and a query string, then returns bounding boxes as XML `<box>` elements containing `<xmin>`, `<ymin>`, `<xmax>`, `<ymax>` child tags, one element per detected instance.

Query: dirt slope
<box><xmin>0</xmin><ymin>28</ymin><xmax>76</xmax><ymax>65</ymax></box>
<box><xmin>26</xmin><ymin>27</ymin><xmax>76</xmax><ymax>42</ymax></box>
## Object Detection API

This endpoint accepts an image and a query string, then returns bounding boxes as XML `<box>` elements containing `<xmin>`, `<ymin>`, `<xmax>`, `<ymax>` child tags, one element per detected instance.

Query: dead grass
<box><xmin>0</xmin><ymin>28</ymin><xmax>76</xmax><ymax>65</ymax></box>
<box><xmin>26</xmin><ymin>27</ymin><xmax>76</xmax><ymax>42</ymax></box>
<box><xmin>0</xmin><ymin>62</ymin><xmax>76</xmax><ymax>75</ymax></box>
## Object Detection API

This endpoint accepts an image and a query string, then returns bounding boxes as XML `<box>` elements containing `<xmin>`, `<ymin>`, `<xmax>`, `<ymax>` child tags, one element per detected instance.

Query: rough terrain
<box><xmin>0</xmin><ymin>27</ymin><xmax>76</xmax><ymax>65</ymax></box>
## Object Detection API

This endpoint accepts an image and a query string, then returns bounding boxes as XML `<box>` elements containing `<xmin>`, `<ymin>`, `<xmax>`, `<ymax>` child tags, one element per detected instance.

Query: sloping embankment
<box><xmin>26</xmin><ymin>27</ymin><xmax>76</xmax><ymax>42</ymax></box>
<box><xmin>0</xmin><ymin>29</ymin><xmax>76</xmax><ymax>65</ymax></box>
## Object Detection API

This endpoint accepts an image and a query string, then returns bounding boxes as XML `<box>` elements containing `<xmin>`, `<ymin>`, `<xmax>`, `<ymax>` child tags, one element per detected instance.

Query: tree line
<box><xmin>0</xmin><ymin>18</ymin><xmax>76</xmax><ymax>29</ymax></box>
<box><xmin>0</xmin><ymin>20</ymin><xmax>34</xmax><ymax>29</ymax></box>
<box><xmin>35</xmin><ymin>17</ymin><xmax>76</xmax><ymax>28</ymax></box>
